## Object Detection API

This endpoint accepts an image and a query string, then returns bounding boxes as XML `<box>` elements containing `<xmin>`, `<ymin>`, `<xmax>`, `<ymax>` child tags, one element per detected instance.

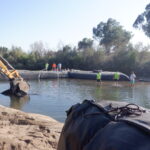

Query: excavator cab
<box><xmin>0</xmin><ymin>56</ymin><xmax>29</xmax><ymax>97</ymax></box>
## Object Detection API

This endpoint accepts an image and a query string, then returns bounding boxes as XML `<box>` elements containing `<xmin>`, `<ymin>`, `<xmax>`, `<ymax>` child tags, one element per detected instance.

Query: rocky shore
<box><xmin>0</xmin><ymin>105</ymin><xmax>63</xmax><ymax>150</ymax></box>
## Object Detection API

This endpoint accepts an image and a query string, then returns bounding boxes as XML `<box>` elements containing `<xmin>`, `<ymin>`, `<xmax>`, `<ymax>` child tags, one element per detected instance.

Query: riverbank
<box><xmin>0</xmin><ymin>105</ymin><xmax>63</xmax><ymax>150</ymax></box>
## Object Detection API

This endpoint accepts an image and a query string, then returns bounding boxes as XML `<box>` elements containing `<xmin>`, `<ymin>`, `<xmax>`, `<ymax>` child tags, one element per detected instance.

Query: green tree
<box><xmin>30</xmin><ymin>41</ymin><xmax>47</xmax><ymax>59</ymax></box>
<box><xmin>78</xmin><ymin>38</ymin><xmax>93</xmax><ymax>50</ymax></box>
<box><xmin>62</xmin><ymin>45</ymin><xmax>72</xmax><ymax>53</ymax></box>
<box><xmin>0</xmin><ymin>46</ymin><xmax>9</xmax><ymax>57</ymax></box>
<box><xmin>112</xmin><ymin>48</ymin><xmax>138</xmax><ymax>74</ymax></box>
<box><xmin>133</xmin><ymin>3</ymin><xmax>150</xmax><ymax>37</ymax></box>
<box><xmin>93</xmin><ymin>18</ymin><xmax>132</xmax><ymax>53</ymax></box>
<box><xmin>4</xmin><ymin>46</ymin><xmax>28</xmax><ymax>69</ymax></box>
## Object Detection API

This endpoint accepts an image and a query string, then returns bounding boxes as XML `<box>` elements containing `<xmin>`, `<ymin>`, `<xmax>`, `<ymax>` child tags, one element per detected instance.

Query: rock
<box><xmin>2</xmin><ymin>78</ymin><xmax>30</xmax><ymax>97</ymax></box>
<box><xmin>0</xmin><ymin>105</ymin><xmax>63</xmax><ymax>150</ymax></box>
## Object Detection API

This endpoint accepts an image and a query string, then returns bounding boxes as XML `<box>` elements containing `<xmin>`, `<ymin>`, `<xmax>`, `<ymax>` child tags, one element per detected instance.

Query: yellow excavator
<box><xmin>0</xmin><ymin>56</ymin><xmax>29</xmax><ymax>97</ymax></box>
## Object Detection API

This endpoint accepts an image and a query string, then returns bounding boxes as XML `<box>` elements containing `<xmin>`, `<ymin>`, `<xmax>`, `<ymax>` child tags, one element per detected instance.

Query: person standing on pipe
<box><xmin>130</xmin><ymin>71</ymin><xmax>136</xmax><ymax>87</ymax></box>
<box><xmin>96</xmin><ymin>70</ymin><xmax>102</xmax><ymax>86</ymax></box>
<box><xmin>114</xmin><ymin>71</ymin><xmax>120</xmax><ymax>86</ymax></box>
<box><xmin>45</xmin><ymin>63</ymin><xmax>49</xmax><ymax>71</ymax></box>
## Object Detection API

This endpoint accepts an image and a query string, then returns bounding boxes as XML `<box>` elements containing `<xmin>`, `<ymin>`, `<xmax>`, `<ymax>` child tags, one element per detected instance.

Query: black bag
<box><xmin>57</xmin><ymin>100</ymin><xmax>150</xmax><ymax>150</ymax></box>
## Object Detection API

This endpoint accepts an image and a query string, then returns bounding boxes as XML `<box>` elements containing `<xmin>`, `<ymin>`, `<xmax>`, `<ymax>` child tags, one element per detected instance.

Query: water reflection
<box><xmin>51</xmin><ymin>79</ymin><xmax>59</xmax><ymax>88</ymax></box>
<box><xmin>90</xmin><ymin>82</ymin><xmax>150</xmax><ymax>108</ymax></box>
<box><xmin>0</xmin><ymin>79</ymin><xmax>150</xmax><ymax>122</ymax></box>
<box><xmin>91</xmin><ymin>83</ymin><xmax>124</xmax><ymax>102</ymax></box>
<box><xmin>9</xmin><ymin>95</ymin><xmax>30</xmax><ymax>109</ymax></box>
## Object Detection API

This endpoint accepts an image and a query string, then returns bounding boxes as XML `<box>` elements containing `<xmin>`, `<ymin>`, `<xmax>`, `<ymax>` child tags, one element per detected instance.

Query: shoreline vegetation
<box><xmin>1</xmin><ymin>42</ymin><xmax>150</xmax><ymax>78</ymax></box>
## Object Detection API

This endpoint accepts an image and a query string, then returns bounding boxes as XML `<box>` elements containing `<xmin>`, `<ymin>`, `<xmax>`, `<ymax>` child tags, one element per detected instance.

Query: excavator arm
<box><xmin>0</xmin><ymin>56</ymin><xmax>29</xmax><ymax>97</ymax></box>
<box><xmin>0</xmin><ymin>61</ymin><xmax>20</xmax><ymax>79</ymax></box>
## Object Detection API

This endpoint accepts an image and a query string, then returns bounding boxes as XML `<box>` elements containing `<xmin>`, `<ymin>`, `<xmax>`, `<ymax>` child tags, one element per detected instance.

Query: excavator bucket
<box><xmin>0</xmin><ymin>55</ymin><xmax>30</xmax><ymax>97</ymax></box>
<box><xmin>2</xmin><ymin>78</ymin><xmax>30</xmax><ymax>97</ymax></box>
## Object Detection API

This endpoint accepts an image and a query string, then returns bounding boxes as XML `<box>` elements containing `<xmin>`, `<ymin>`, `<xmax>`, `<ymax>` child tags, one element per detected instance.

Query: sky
<box><xmin>0</xmin><ymin>0</ymin><xmax>150</xmax><ymax>51</ymax></box>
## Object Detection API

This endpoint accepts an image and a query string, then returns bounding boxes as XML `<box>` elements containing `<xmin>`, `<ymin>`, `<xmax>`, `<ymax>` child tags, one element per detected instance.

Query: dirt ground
<box><xmin>0</xmin><ymin>105</ymin><xmax>63</xmax><ymax>150</ymax></box>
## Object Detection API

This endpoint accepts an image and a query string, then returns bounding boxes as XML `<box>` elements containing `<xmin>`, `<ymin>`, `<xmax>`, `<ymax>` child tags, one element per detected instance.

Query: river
<box><xmin>0</xmin><ymin>79</ymin><xmax>150</xmax><ymax>122</ymax></box>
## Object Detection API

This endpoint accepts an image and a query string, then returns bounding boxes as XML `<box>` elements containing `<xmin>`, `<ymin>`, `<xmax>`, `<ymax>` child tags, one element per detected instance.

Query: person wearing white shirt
<box><xmin>130</xmin><ymin>72</ymin><xmax>136</xmax><ymax>86</ymax></box>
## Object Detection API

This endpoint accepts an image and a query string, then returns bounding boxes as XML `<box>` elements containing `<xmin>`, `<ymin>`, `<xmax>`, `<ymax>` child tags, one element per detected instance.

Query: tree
<box><xmin>0</xmin><ymin>46</ymin><xmax>9</xmax><ymax>57</ymax></box>
<box><xmin>78</xmin><ymin>38</ymin><xmax>93</xmax><ymax>50</ymax></box>
<box><xmin>93</xmin><ymin>18</ymin><xmax>132</xmax><ymax>53</ymax></box>
<box><xmin>133</xmin><ymin>3</ymin><xmax>150</xmax><ymax>37</ymax></box>
<box><xmin>30</xmin><ymin>41</ymin><xmax>46</xmax><ymax>59</ymax></box>
<box><xmin>62</xmin><ymin>45</ymin><xmax>72</xmax><ymax>53</ymax></box>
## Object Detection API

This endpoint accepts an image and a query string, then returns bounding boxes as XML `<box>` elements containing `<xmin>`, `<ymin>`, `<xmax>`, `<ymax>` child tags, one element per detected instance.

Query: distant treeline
<box><xmin>1</xmin><ymin>42</ymin><xmax>150</xmax><ymax>77</ymax></box>
<box><xmin>1</xmin><ymin>17</ymin><xmax>150</xmax><ymax>77</ymax></box>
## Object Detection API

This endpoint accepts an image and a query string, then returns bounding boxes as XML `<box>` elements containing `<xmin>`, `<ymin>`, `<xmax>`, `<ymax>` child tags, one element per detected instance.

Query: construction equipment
<box><xmin>0</xmin><ymin>56</ymin><xmax>29</xmax><ymax>97</ymax></box>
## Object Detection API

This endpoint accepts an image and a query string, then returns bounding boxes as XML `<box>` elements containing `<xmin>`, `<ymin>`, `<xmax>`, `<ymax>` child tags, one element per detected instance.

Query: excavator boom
<box><xmin>0</xmin><ymin>56</ymin><xmax>29</xmax><ymax>97</ymax></box>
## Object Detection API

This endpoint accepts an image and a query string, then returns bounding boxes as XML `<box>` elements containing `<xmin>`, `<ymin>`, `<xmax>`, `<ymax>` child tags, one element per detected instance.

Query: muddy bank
<box><xmin>0</xmin><ymin>105</ymin><xmax>63</xmax><ymax>150</ymax></box>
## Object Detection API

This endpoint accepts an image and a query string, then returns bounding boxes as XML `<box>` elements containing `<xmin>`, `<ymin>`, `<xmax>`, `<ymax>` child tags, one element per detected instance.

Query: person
<box><xmin>96</xmin><ymin>71</ymin><xmax>102</xmax><ymax>86</ymax></box>
<box><xmin>114</xmin><ymin>72</ymin><xmax>120</xmax><ymax>85</ymax></box>
<box><xmin>58</xmin><ymin>63</ymin><xmax>62</xmax><ymax>71</ymax></box>
<box><xmin>45</xmin><ymin>63</ymin><xmax>49</xmax><ymax>71</ymax></box>
<box><xmin>52</xmin><ymin>63</ymin><xmax>56</xmax><ymax>71</ymax></box>
<box><xmin>130</xmin><ymin>71</ymin><xmax>136</xmax><ymax>86</ymax></box>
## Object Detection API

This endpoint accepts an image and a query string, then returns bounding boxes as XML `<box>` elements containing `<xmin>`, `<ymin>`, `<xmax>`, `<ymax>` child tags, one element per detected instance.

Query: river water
<box><xmin>0</xmin><ymin>79</ymin><xmax>150</xmax><ymax>122</ymax></box>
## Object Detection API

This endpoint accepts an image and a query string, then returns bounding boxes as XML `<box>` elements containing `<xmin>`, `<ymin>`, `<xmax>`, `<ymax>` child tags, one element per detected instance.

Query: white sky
<box><xmin>0</xmin><ymin>0</ymin><xmax>150</xmax><ymax>51</ymax></box>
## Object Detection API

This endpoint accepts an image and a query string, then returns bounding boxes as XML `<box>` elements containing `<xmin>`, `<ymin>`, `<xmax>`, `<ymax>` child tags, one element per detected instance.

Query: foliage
<box><xmin>2</xmin><ymin>42</ymin><xmax>149</xmax><ymax>77</ymax></box>
<box><xmin>78</xmin><ymin>38</ymin><xmax>93</xmax><ymax>50</ymax></box>
<box><xmin>93</xmin><ymin>18</ymin><xmax>132</xmax><ymax>53</ymax></box>
<box><xmin>0</xmin><ymin>47</ymin><xmax>9</xmax><ymax>57</ymax></box>
<box><xmin>133</xmin><ymin>3</ymin><xmax>150</xmax><ymax>37</ymax></box>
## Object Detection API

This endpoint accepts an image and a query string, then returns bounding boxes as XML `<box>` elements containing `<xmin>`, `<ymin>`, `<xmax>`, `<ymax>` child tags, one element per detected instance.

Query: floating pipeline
<box><xmin>68</xmin><ymin>70</ymin><xmax>129</xmax><ymax>81</ymax></box>
<box><xmin>0</xmin><ymin>70</ymin><xmax>129</xmax><ymax>81</ymax></box>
